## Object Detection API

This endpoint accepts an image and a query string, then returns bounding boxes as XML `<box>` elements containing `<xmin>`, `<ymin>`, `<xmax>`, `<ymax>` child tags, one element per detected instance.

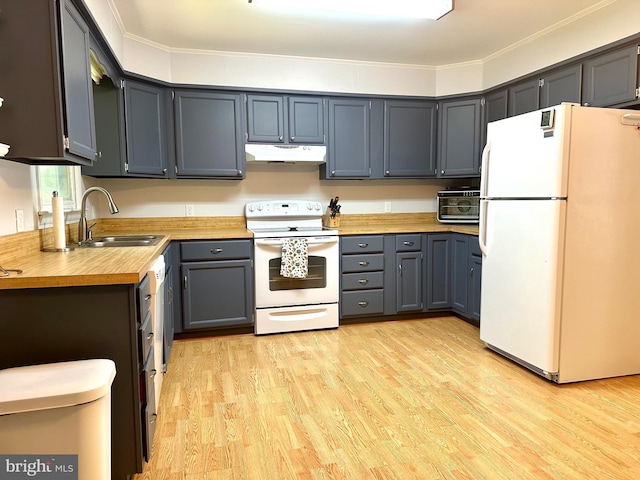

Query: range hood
<box><xmin>245</xmin><ymin>144</ymin><xmax>326</xmax><ymax>164</ymax></box>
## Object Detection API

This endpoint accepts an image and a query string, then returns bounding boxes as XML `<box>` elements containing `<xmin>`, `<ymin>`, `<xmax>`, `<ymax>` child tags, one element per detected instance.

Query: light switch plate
<box><xmin>15</xmin><ymin>209</ymin><xmax>24</xmax><ymax>232</ymax></box>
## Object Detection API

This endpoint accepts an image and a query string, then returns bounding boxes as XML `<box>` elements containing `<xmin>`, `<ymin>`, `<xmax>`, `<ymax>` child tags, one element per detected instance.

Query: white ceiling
<box><xmin>108</xmin><ymin>0</ymin><xmax>611</xmax><ymax>66</ymax></box>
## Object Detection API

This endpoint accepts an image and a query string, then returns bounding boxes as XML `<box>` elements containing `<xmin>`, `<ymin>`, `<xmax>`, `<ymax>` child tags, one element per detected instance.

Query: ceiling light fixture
<box><xmin>248</xmin><ymin>0</ymin><xmax>453</xmax><ymax>20</ymax></box>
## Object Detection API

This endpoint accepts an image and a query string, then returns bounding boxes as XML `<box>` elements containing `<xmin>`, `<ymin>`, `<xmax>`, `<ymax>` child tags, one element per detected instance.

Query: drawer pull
<box><xmin>358</xmin><ymin>243</ymin><xmax>369</xmax><ymax>248</ymax></box>
<box><xmin>211</xmin><ymin>248</ymin><xmax>223</xmax><ymax>254</ymax></box>
<box><xmin>358</xmin><ymin>261</ymin><xmax>369</xmax><ymax>267</ymax></box>
<box><xmin>358</xmin><ymin>301</ymin><xmax>369</xmax><ymax>307</ymax></box>
<box><xmin>145</xmin><ymin>294</ymin><xmax>152</xmax><ymax>301</ymax></box>
<box><xmin>403</xmin><ymin>241</ymin><xmax>414</xmax><ymax>246</ymax></box>
<box><xmin>146</xmin><ymin>332</ymin><xmax>154</xmax><ymax>341</ymax></box>
<box><xmin>150</xmin><ymin>369</ymin><xmax>157</xmax><ymax>378</ymax></box>
<box><xmin>358</xmin><ymin>279</ymin><xmax>368</xmax><ymax>285</ymax></box>
<box><xmin>150</xmin><ymin>413</ymin><xmax>157</xmax><ymax>424</ymax></box>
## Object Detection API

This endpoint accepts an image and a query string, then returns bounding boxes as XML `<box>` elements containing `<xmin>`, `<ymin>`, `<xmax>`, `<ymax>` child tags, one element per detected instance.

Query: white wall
<box><xmin>0</xmin><ymin>162</ymin><xmax>35</xmax><ymax>236</ymax></box>
<box><xmin>93</xmin><ymin>165</ymin><xmax>457</xmax><ymax>220</ymax></box>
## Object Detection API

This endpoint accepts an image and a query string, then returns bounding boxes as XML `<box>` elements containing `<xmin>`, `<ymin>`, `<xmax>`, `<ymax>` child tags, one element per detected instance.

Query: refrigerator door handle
<box><xmin>479</xmin><ymin>199</ymin><xmax>488</xmax><ymax>256</ymax></box>
<box><xmin>480</xmin><ymin>142</ymin><xmax>491</xmax><ymax>198</ymax></box>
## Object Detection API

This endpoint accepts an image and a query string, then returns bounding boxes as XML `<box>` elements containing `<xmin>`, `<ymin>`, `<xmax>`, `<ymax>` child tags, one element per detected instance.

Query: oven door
<box><xmin>254</xmin><ymin>236</ymin><xmax>339</xmax><ymax>308</ymax></box>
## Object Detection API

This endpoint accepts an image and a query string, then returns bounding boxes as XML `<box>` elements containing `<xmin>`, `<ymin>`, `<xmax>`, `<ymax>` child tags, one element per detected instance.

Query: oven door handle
<box><xmin>254</xmin><ymin>237</ymin><xmax>339</xmax><ymax>247</ymax></box>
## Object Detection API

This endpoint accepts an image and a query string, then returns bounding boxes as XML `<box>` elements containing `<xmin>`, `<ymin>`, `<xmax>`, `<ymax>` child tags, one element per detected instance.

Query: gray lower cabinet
<box><xmin>395</xmin><ymin>234</ymin><xmax>423</xmax><ymax>312</ymax></box>
<box><xmin>340</xmin><ymin>235</ymin><xmax>385</xmax><ymax>317</ymax></box>
<box><xmin>383</xmin><ymin>100</ymin><xmax>437</xmax><ymax>177</ymax></box>
<box><xmin>180</xmin><ymin>240</ymin><xmax>254</xmax><ymax>330</ymax></box>
<box><xmin>0</xmin><ymin>281</ymin><xmax>153</xmax><ymax>479</ymax></box>
<box><xmin>437</xmin><ymin>98</ymin><xmax>482</xmax><ymax>177</ymax></box>
<box><xmin>582</xmin><ymin>44</ymin><xmax>640</xmax><ymax>107</ymax></box>
<box><xmin>424</xmin><ymin>233</ymin><xmax>453</xmax><ymax>310</ymax></box>
<box><xmin>451</xmin><ymin>233</ymin><xmax>482</xmax><ymax>325</ymax></box>
<box><xmin>174</xmin><ymin>90</ymin><xmax>245</xmax><ymax>178</ymax></box>
<box><xmin>123</xmin><ymin>79</ymin><xmax>170</xmax><ymax>177</ymax></box>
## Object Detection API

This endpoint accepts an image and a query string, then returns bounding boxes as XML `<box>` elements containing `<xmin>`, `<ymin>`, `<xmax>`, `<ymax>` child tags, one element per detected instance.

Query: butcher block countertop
<box><xmin>0</xmin><ymin>214</ymin><xmax>477</xmax><ymax>290</ymax></box>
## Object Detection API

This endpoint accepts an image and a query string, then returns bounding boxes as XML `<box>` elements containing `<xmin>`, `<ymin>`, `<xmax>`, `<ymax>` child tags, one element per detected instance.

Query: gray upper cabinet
<box><xmin>288</xmin><ymin>96</ymin><xmax>325</xmax><ymax>144</ymax></box>
<box><xmin>481</xmin><ymin>88</ymin><xmax>508</xmax><ymax>149</ymax></box>
<box><xmin>508</xmin><ymin>79</ymin><xmax>540</xmax><ymax>117</ymax></box>
<box><xmin>540</xmin><ymin>65</ymin><xmax>582</xmax><ymax>108</ymax></box>
<box><xmin>0</xmin><ymin>0</ymin><xmax>96</xmax><ymax>165</ymax></box>
<box><xmin>123</xmin><ymin>80</ymin><xmax>170</xmax><ymax>177</ymax></box>
<box><xmin>246</xmin><ymin>94</ymin><xmax>325</xmax><ymax>144</ymax></box>
<box><xmin>325</xmin><ymin>98</ymin><xmax>372</xmax><ymax>178</ymax></box>
<box><xmin>438</xmin><ymin>98</ymin><xmax>482</xmax><ymax>177</ymax></box>
<box><xmin>174</xmin><ymin>90</ymin><xmax>245</xmax><ymax>178</ymax></box>
<box><xmin>383</xmin><ymin>100</ymin><xmax>437</xmax><ymax>178</ymax></box>
<box><xmin>582</xmin><ymin>45</ymin><xmax>639</xmax><ymax>107</ymax></box>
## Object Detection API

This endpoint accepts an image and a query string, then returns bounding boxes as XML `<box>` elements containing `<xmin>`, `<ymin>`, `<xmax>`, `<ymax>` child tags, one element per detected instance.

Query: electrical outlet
<box><xmin>185</xmin><ymin>205</ymin><xmax>195</xmax><ymax>217</ymax></box>
<box><xmin>15</xmin><ymin>209</ymin><xmax>25</xmax><ymax>232</ymax></box>
<box><xmin>384</xmin><ymin>201</ymin><xmax>392</xmax><ymax>213</ymax></box>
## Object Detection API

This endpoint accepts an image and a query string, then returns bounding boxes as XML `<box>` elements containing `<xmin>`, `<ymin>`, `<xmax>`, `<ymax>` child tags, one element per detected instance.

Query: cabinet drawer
<box><xmin>181</xmin><ymin>240</ymin><xmax>252</xmax><ymax>261</ymax></box>
<box><xmin>341</xmin><ymin>235</ymin><xmax>384</xmax><ymax>254</ymax></box>
<box><xmin>396</xmin><ymin>234</ymin><xmax>422</xmax><ymax>252</ymax></box>
<box><xmin>342</xmin><ymin>271</ymin><xmax>384</xmax><ymax>290</ymax></box>
<box><xmin>138</xmin><ymin>275</ymin><xmax>152</xmax><ymax>317</ymax></box>
<box><xmin>341</xmin><ymin>290</ymin><xmax>384</xmax><ymax>316</ymax></box>
<box><xmin>342</xmin><ymin>253</ymin><xmax>384</xmax><ymax>273</ymax></box>
<box><xmin>469</xmin><ymin>236</ymin><xmax>482</xmax><ymax>257</ymax></box>
<box><xmin>139</xmin><ymin>310</ymin><xmax>153</xmax><ymax>364</ymax></box>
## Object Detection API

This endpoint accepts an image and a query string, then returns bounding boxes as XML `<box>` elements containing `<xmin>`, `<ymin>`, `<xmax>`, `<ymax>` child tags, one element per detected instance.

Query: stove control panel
<box><xmin>246</xmin><ymin>200</ymin><xmax>323</xmax><ymax>218</ymax></box>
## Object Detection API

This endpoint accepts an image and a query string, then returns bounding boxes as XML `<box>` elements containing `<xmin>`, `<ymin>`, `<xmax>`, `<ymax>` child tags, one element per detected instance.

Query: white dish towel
<box><xmin>280</xmin><ymin>238</ymin><xmax>309</xmax><ymax>279</ymax></box>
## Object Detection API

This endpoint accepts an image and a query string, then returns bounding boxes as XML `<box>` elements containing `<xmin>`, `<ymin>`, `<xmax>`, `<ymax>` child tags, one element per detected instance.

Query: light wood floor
<box><xmin>133</xmin><ymin>317</ymin><xmax>640</xmax><ymax>479</ymax></box>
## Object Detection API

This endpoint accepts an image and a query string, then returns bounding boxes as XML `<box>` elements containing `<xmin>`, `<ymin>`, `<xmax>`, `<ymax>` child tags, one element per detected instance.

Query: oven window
<box><xmin>269</xmin><ymin>256</ymin><xmax>327</xmax><ymax>290</ymax></box>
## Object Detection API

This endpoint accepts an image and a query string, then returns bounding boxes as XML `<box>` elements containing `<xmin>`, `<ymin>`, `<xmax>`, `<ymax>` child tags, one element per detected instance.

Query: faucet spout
<box><xmin>77</xmin><ymin>187</ymin><xmax>119</xmax><ymax>245</ymax></box>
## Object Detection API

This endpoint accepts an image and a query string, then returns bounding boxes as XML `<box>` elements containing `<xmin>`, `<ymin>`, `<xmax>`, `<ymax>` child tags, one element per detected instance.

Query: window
<box><xmin>33</xmin><ymin>165</ymin><xmax>83</xmax><ymax>225</ymax></box>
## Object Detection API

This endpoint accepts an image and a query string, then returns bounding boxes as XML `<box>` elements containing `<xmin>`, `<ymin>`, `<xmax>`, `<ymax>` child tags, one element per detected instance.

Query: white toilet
<box><xmin>0</xmin><ymin>359</ymin><xmax>116</xmax><ymax>480</ymax></box>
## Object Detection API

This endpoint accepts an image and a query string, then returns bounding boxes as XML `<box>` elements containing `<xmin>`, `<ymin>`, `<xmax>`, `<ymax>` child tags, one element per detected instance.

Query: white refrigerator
<box><xmin>479</xmin><ymin>103</ymin><xmax>640</xmax><ymax>383</ymax></box>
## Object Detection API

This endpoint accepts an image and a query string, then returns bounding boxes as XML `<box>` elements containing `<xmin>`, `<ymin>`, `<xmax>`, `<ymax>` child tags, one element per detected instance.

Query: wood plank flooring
<box><xmin>133</xmin><ymin>317</ymin><xmax>640</xmax><ymax>479</ymax></box>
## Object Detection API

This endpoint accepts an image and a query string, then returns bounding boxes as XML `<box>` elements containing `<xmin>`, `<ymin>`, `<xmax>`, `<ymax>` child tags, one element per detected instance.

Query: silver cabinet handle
<box><xmin>358</xmin><ymin>261</ymin><xmax>369</xmax><ymax>267</ymax></box>
<box><xmin>470</xmin><ymin>267</ymin><xmax>474</xmax><ymax>277</ymax></box>
<box><xmin>237</xmin><ymin>169</ymin><xmax>243</xmax><ymax>176</ymax></box>
<box><xmin>290</xmin><ymin>136</ymin><xmax>295</xmax><ymax>142</ymax></box>
<box><xmin>441</xmin><ymin>170</ymin><xmax>445</xmax><ymax>175</ymax></box>
<box><xmin>150</xmin><ymin>369</ymin><xmax>157</xmax><ymax>378</ymax></box>
<box><xmin>403</xmin><ymin>241</ymin><xmax>414</xmax><ymax>246</ymax></box>
<box><xmin>211</xmin><ymin>248</ymin><xmax>223</xmax><ymax>254</ymax></box>
<box><xmin>358</xmin><ymin>279</ymin><xmax>368</xmax><ymax>285</ymax></box>
<box><xmin>358</xmin><ymin>243</ymin><xmax>368</xmax><ymax>248</ymax></box>
<box><xmin>278</xmin><ymin>135</ymin><xmax>284</xmax><ymax>142</ymax></box>
<box><xmin>145</xmin><ymin>294</ymin><xmax>152</xmax><ymax>301</ymax></box>
<box><xmin>358</xmin><ymin>301</ymin><xmax>369</xmax><ymax>307</ymax></box>
<box><xmin>385</xmin><ymin>170</ymin><xmax>390</xmax><ymax>176</ymax></box>
<box><xmin>146</xmin><ymin>332</ymin><xmax>153</xmax><ymax>341</ymax></box>
<box><xmin>331</xmin><ymin>170</ymin><xmax>336</xmax><ymax>176</ymax></box>
<box><xmin>162</xmin><ymin>168</ymin><xmax>167</xmax><ymax>174</ymax></box>
<box><xmin>399</xmin><ymin>264</ymin><xmax>403</xmax><ymax>276</ymax></box>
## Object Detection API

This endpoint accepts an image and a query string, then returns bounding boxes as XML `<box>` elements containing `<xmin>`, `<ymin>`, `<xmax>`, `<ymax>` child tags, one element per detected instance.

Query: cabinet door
<box><xmin>326</xmin><ymin>98</ymin><xmax>371</xmax><ymax>178</ymax></box>
<box><xmin>124</xmin><ymin>80</ymin><xmax>169</xmax><ymax>176</ymax></box>
<box><xmin>582</xmin><ymin>45</ymin><xmax>639</xmax><ymax>107</ymax></box>
<box><xmin>481</xmin><ymin>89</ymin><xmax>508</xmax><ymax>153</ymax></box>
<box><xmin>396</xmin><ymin>252</ymin><xmax>423</xmax><ymax>312</ymax></box>
<box><xmin>540</xmin><ymin>65</ymin><xmax>582</xmax><ymax>108</ymax></box>
<box><xmin>438</xmin><ymin>98</ymin><xmax>482</xmax><ymax>177</ymax></box>
<box><xmin>288</xmin><ymin>96</ymin><xmax>325</xmax><ymax>144</ymax></box>
<box><xmin>181</xmin><ymin>260</ymin><xmax>253</xmax><ymax>330</ymax></box>
<box><xmin>451</xmin><ymin>235</ymin><xmax>469</xmax><ymax>315</ymax></box>
<box><xmin>383</xmin><ymin>100</ymin><xmax>437</xmax><ymax>177</ymax></box>
<box><xmin>425</xmin><ymin>234</ymin><xmax>452</xmax><ymax>310</ymax></box>
<box><xmin>246</xmin><ymin>94</ymin><xmax>285</xmax><ymax>143</ymax></box>
<box><xmin>508</xmin><ymin>79</ymin><xmax>540</xmax><ymax>116</ymax></box>
<box><xmin>469</xmin><ymin>254</ymin><xmax>482</xmax><ymax>324</ymax></box>
<box><xmin>174</xmin><ymin>90</ymin><xmax>244</xmax><ymax>178</ymax></box>
<box><xmin>60</xmin><ymin>0</ymin><xmax>97</xmax><ymax>161</ymax></box>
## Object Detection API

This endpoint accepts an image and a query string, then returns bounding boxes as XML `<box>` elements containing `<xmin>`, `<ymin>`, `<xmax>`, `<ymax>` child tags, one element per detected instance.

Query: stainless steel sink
<box><xmin>79</xmin><ymin>234</ymin><xmax>164</xmax><ymax>248</ymax></box>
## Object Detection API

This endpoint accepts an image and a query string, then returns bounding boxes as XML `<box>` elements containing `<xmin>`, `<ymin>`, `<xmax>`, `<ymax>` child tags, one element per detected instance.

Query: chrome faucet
<box><xmin>77</xmin><ymin>187</ymin><xmax>119</xmax><ymax>245</ymax></box>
